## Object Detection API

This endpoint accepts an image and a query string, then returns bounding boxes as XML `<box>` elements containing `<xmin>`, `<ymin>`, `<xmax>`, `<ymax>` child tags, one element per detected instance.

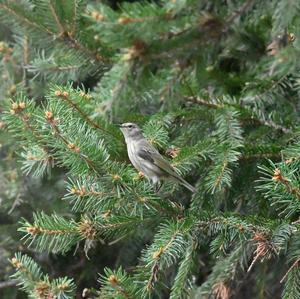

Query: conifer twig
<box><xmin>239</xmin><ymin>153</ymin><xmax>282</xmax><ymax>161</ymax></box>
<box><xmin>0</xmin><ymin>3</ymin><xmax>53</xmax><ymax>35</ymax></box>
<box><xmin>10</xmin><ymin>103</ymin><xmax>53</xmax><ymax>159</ymax></box>
<box><xmin>0</xmin><ymin>3</ymin><xmax>109</xmax><ymax>63</ymax></box>
<box><xmin>186</xmin><ymin>96</ymin><xmax>291</xmax><ymax>133</ymax></box>
<box><xmin>45</xmin><ymin>111</ymin><xmax>100</xmax><ymax>174</ymax></box>
<box><xmin>272</xmin><ymin>168</ymin><xmax>300</xmax><ymax>199</ymax></box>
<box><xmin>280</xmin><ymin>257</ymin><xmax>300</xmax><ymax>283</ymax></box>
<box><xmin>70</xmin><ymin>1</ymin><xmax>78</xmax><ymax>37</ymax></box>
<box><xmin>56</xmin><ymin>92</ymin><xmax>122</xmax><ymax>141</ymax></box>
<box><xmin>225</xmin><ymin>0</ymin><xmax>253</xmax><ymax>28</ymax></box>
<box><xmin>49</xmin><ymin>1</ymin><xmax>65</xmax><ymax>34</ymax></box>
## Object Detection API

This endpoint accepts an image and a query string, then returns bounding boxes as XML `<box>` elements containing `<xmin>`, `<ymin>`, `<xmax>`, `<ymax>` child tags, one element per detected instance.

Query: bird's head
<box><xmin>118</xmin><ymin>122</ymin><xmax>143</xmax><ymax>141</ymax></box>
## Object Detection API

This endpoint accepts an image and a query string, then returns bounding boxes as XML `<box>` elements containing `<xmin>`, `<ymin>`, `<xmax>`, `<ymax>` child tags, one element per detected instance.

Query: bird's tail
<box><xmin>178</xmin><ymin>177</ymin><xmax>197</xmax><ymax>193</ymax></box>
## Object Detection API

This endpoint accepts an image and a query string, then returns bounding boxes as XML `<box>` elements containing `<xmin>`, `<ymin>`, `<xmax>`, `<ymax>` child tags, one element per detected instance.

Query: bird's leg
<box><xmin>151</xmin><ymin>177</ymin><xmax>162</xmax><ymax>193</ymax></box>
<box><xmin>155</xmin><ymin>181</ymin><xmax>163</xmax><ymax>193</ymax></box>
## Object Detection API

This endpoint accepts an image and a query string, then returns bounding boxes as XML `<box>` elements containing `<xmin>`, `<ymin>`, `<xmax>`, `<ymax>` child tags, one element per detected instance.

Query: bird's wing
<box><xmin>137</xmin><ymin>142</ymin><xmax>179</xmax><ymax>179</ymax></box>
<box><xmin>137</xmin><ymin>141</ymin><xmax>197</xmax><ymax>193</ymax></box>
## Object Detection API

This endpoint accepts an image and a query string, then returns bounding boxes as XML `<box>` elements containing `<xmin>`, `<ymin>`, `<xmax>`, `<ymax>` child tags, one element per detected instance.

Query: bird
<box><xmin>118</xmin><ymin>122</ymin><xmax>196</xmax><ymax>193</ymax></box>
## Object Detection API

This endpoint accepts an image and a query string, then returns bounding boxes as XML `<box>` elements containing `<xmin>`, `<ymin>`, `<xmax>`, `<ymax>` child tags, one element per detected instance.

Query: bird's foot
<box><xmin>154</xmin><ymin>182</ymin><xmax>163</xmax><ymax>193</ymax></box>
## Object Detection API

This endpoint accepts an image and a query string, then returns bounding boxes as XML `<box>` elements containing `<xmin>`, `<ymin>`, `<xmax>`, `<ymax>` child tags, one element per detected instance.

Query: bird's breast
<box><xmin>127</xmin><ymin>141</ymin><xmax>141</xmax><ymax>171</ymax></box>
<box><xmin>126</xmin><ymin>141</ymin><xmax>159</xmax><ymax>180</ymax></box>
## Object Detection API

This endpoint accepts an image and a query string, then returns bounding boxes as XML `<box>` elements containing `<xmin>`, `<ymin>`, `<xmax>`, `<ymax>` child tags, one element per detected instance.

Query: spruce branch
<box><xmin>248</xmin><ymin>75</ymin><xmax>288</xmax><ymax>104</ymax></box>
<box><xmin>59</xmin><ymin>31</ymin><xmax>110</xmax><ymax>63</ymax></box>
<box><xmin>192</xmin><ymin>245</ymin><xmax>246</xmax><ymax>298</ymax></box>
<box><xmin>19</xmin><ymin>212</ymin><xmax>102</xmax><ymax>254</ymax></box>
<box><xmin>10</xmin><ymin>253</ymin><xmax>75</xmax><ymax>299</ymax></box>
<box><xmin>186</xmin><ymin>95</ymin><xmax>291</xmax><ymax>133</ymax></box>
<box><xmin>247</xmin><ymin>233</ymin><xmax>275</xmax><ymax>273</ymax></box>
<box><xmin>137</xmin><ymin>220</ymin><xmax>193</xmax><ymax>295</ymax></box>
<box><xmin>22</xmin><ymin>35</ymin><xmax>29</xmax><ymax>86</ymax></box>
<box><xmin>5</xmin><ymin>99</ymin><xmax>55</xmax><ymax>176</ymax></box>
<box><xmin>202</xmin><ymin>108</ymin><xmax>244</xmax><ymax>193</ymax></box>
<box><xmin>3</xmin><ymin>1</ymin><xmax>300</xmax><ymax>298</ymax></box>
<box><xmin>239</xmin><ymin>152</ymin><xmax>282</xmax><ymax>161</ymax></box>
<box><xmin>280</xmin><ymin>257</ymin><xmax>300</xmax><ymax>284</ymax></box>
<box><xmin>29</xmin><ymin>62</ymin><xmax>81</xmax><ymax>73</ymax></box>
<box><xmin>212</xmin><ymin>281</ymin><xmax>231</xmax><ymax>299</ymax></box>
<box><xmin>44</xmin><ymin>109</ymin><xmax>102</xmax><ymax>175</ymax></box>
<box><xmin>169</xmin><ymin>240</ymin><xmax>195</xmax><ymax>299</ymax></box>
<box><xmin>48</xmin><ymin>1</ymin><xmax>65</xmax><ymax>35</ymax></box>
<box><xmin>282</xmin><ymin>265</ymin><xmax>300</xmax><ymax>299</ymax></box>
<box><xmin>52</xmin><ymin>86</ymin><xmax>122</xmax><ymax>141</ymax></box>
<box><xmin>70</xmin><ymin>0</ymin><xmax>83</xmax><ymax>37</ymax></box>
<box><xmin>252</xmin><ymin>118</ymin><xmax>291</xmax><ymax>134</ymax></box>
<box><xmin>272</xmin><ymin>168</ymin><xmax>300</xmax><ymax>199</ymax></box>
<box><xmin>98</xmin><ymin>267</ymin><xmax>139</xmax><ymax>299</ymax></box>
<box><xmin>257</xmin><ymin>162</ymin><xmax>300</xmax><ymax>217</ymax></box>
<box><xmin>224</xmin><ymin>0</ymin><xmax>254</xmax><ymax>29</ymax></box>
<box><xmin>248</xmin><ymin>223</ymin><xmax>295</xmax><ymax>273</ymax></box>
<box><xmin>0</xmin><ymin>1</ymin><xmax>109</xmax><ymax>63</ymax></box>
<box><xmin>0</xmin><ymin>2</ymin><xmax>54</xmax><ymax>35</ymax></box>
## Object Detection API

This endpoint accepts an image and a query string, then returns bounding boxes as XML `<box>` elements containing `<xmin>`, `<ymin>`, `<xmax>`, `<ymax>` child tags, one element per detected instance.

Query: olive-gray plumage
<box><xmin>119</xmin><ymin>122</ymin><xmax>196</xmax><ymax>193</ymax></box>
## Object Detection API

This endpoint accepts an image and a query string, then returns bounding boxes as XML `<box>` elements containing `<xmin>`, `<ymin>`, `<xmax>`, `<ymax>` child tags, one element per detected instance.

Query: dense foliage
<box><xmin>1</xmin><ymin>0</ymin><xmax>300</xmax><ymax>298</ymax></box>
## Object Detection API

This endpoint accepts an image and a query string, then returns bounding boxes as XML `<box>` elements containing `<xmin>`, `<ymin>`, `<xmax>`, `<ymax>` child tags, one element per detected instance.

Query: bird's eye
<box><xmin>128</xmin><ymin>125</ymin><xmax>133</xmax><ymax>128</ymax></box>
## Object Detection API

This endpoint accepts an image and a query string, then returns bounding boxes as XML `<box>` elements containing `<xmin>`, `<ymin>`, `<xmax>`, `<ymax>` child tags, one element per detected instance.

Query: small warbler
<box><xmin>119</xmin><ymin>122</ymin><xmax>196</xmax><ymax>193</ymax></box>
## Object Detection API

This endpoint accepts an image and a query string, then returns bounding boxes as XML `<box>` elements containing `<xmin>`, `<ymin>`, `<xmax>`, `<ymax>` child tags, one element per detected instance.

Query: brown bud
<box><xmin>62</xmin><ymin>91</ymin><xmax>69</xmax><ymax>97</ymax></box>
<box><xmin>118</xmin><ymin>16</ymin><xmax>133</xmax><ymax>24</ymax></box>
<box><xmin>272</xmin><ymin>168</ymin><xmax>282</xmax><ymax>182</ymax></box>
<box><xmin>139</xmin><ymin>197</ymin><xmax>147</xmax><ymax>203</ymax></box>
<box><xmin>112</xmin><ymin>174</ymin><xmax>121</xmax><ymax>181</ymax></box>
<box><xmin>70</xmin><ymin>187</ymin><xmax>77</xmax><ymax>194</ymax></box>
<box><xmin>57</xmin><ymin>283</ymin><xmax>69</xmax><ymax>290</ymax></box>
<box><xmin>122</xmin><ymin>41</ymin><xmax>146</xmax><ymax>61</ymax></box>
<box><xmin>54</xmin><ymin>90</ymin><xmax>62</xmax><ymax>96</ymax></box>
<box><xmin>26</xmin><ymin>226</ymin><xmax>41</xmax><ymax>235</ymax></box>
<box><xmin>68</xmin><ymin>143</ymin><xmax>81</xmax><ymax>153</ymax></box>
<box><xmin>45</xmin><ymin>111</ymin><xmax>54</xmax><ymax>120</ymax></box>
<box><xmin>11</xmin><ymin>102</ymin><xmax>18</xmax><ymax>110</ymax></box>
<box><xmin>19</xmin><ymin>102</ymin><xmax>26</xmax><ymax>109</ymax></box>
<box><xmin>252</xmin><ymin>233</ymin><xmax>267</xmax><ymax>242</ymax></box>
<box><xmin>152</xmin><ymin>247</ymin><xmax>164</xmax><ymax>259</ymax></box>
<box><xmin>78</xmin><ymin>219</ymin><xmax>97</xmax><ymax>240</ymax></box>
<box><xmin>80</xmin><ymin>91</ymin><xmax>92</xmax><ymax>100</ymax></box>
<box><xmin>79</xmin><ymin>186</ymin><xmax>86</xmax><ymax>196</ymax></box>
<box><xmin>11</xmin><ymin>257</ymin><xmax>23</xmax><ymax>270</ymax></box>
<box><xmin>74</xmin><ymin>146</ymin><xmax>81</xmax><ymax>153</ymax></box>
<box><xmin>91</xmin><ymin>11</ymin><xmax>105</xmax><ymax>22</ymax></box>
<box><xmin>103</xmin><ymin>210</ymin><xmax>112</xmax><ymax>218</ymax></box>
<box><xmin>68</xmin><ymin>143</ymin><xmax>76</xmax><ymax>150</ymax></box>
<box><xmin>36</xmin><ymin>282</ymin><xmax>50</xmax><ymax>297</ymax></box>
<box><xmin>10</xmin><ymin>102</ymin><xmax>26</xmax><ymax>114</ymax></box>
<box><xmin>108</xmin><ymin>275</ymin><xmax>118</xmax><ymax>286</ymax></box>
<box><xmin>11</xmin><ymin>258</ymin><xmax>18</xmax><ymax>266</ymax></box>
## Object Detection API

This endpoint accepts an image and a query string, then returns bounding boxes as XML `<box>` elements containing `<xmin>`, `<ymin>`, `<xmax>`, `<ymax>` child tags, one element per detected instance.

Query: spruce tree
<box><xmin>1</xmin><ymin>0</ymin><xmax>300</xmax><ymax>298</ymax></box>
